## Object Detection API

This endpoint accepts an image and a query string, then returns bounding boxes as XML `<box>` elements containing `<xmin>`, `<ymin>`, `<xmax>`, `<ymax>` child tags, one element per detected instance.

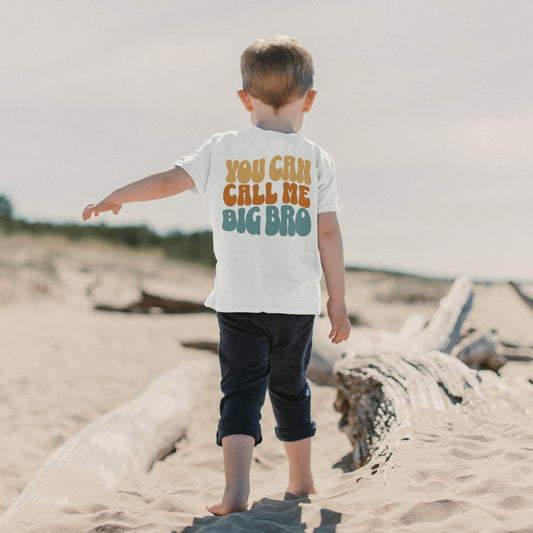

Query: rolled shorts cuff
<box><xmin>275</xmin><ymin>420</ymin><xmax>317</xmax><ymax>442</ymax></box>
<box><xmin>217</xmin><ymin>422</ymin><xmax>263</xmax><ymax>447</ymax></box>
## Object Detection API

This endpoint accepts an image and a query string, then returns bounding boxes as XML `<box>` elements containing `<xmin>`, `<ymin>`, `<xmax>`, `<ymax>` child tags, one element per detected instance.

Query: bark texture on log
<box><xmin>332</xmin><ymin>277</ymin><xmax>508</xmax><ymax>470</ymax></box>
<box><xmin>334</xmin><ymin>349</ymin><xmax>499</xmax><ymax>469</ymax></box>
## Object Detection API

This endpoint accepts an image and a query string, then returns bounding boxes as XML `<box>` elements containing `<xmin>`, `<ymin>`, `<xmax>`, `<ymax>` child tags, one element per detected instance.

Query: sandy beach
<box><xmin>1</xmin><ymin>234</ymin><xmax>532</xmax><ymax>532</ymax></box>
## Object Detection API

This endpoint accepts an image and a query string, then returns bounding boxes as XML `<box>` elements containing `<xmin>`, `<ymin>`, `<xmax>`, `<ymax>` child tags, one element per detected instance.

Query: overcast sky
<box><xmin>1</xmin><ymin>1</ymin><xmax>532</xmax><ymax>280</ymax></box>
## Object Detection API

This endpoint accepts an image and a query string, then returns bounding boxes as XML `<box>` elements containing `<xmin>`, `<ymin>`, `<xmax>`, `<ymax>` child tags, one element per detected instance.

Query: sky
<box><xmin>1</xmin><ymin>0</ymin><xmax>532</xmax><ymax>281</ymax></box>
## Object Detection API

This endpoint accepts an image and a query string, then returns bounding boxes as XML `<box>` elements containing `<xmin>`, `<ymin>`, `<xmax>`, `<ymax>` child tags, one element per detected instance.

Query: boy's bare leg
<box><xmin>207</xmin><ymin>434</ymin><xmax>255</xmax><ymax>515</ymax></box>
<box><xmin>284</xmin><ymin>437</ymin><xmax>317</xmax><ymax>496</ymax></box>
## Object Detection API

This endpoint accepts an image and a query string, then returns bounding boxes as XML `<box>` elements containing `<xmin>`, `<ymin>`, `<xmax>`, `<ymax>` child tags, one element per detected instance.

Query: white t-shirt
<box><xmin>175</xmin><ymin>126</ymin><xmax>340</xmax><ymax>314</ymax></box>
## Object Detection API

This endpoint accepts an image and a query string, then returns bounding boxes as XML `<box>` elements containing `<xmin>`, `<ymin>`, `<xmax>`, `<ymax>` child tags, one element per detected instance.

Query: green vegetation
<box><xmin>0</xmin><ymin>194</ymin><xmax>13</xmax><ymax>219</ymax></box>
<box><xmin>0</xmin><ymin>194</ymin><xmax>215</xmax><ymax>267</ymax></box>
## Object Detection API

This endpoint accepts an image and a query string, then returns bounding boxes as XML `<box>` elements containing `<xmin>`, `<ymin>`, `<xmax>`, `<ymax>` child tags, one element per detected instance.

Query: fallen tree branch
<box><xmin>509</xmin><ymin>281</ymin><xmax>533</xmax><ymax>312</ymax></box>
<box><xmin>334</xmin><ymin>349</ymin><xmax>500</xmax><ymax>469</ymax></box>
<box><xmin>95</xmin><ymin>290</ymin><xmax>214</xmax><ymax>314</ymax></box>
<box><xmin>0</xmin><ymin>358</ymin><xmax>216</xmax><ymax>528</ymax></box>
<box><xmin>330</xmin><ymin>277</ymin><xmax>509</xmax><ymax>470</ymax></box>
<box><xmin>181</xmin><ymin>341</ymin><xmax>219</xmax><ymax>354</ymax></box>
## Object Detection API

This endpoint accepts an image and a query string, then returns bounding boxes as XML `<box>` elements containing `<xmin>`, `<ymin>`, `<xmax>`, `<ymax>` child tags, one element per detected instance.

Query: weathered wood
<box><xmin>396</xmin><ymin>313</ymin><xmax>427</xmax><ymax>340</ymax></box>
<box><xmin>408</xmin><ymin>276</ymin><xmax>473</xmax><ymax>353</ymax></box>
<box><xmin>500</xmin><ymin>338</ymin><xmax>533</xmax><ymax>350</ymax></box>
<box><xmin>451</xmin><ymin>331</ymin><xmax>507</xmax><ymax>372</ymax></box>
<box><xmin>310</xmin><ymin>278</ymin><xmax>473</xmax><ymax>387</ymax></box>
<box><xmin>501</xmin><ymin>347</ymin><xmax>533</xmax><ymax>362</ymax></box>
<box><xmin>181</xmin><ymin>341</ymin><xmax>219</xmax><ymax>353</ymax></box>
<box><xmin>334</xmin><ymin>349</ymin><xmax>503</xmax><ymax>469</ymax></box>
<box><xmin>331</xmin><ymin>276</ymin><xmax>506</xmax><ymax>470</ymax></box>
<box><xmin>95</xmin><ymin>291</ymin><xmax>214</xmax><ymax>314</ymax></box>
<box><xmin>0</xmin><ymin>358</ymin><xmax>216</xmax><ymax>528</ymax></box>
<box><xmin>509</xmin><ymin>281</ymin><xmax>533</xmax><ymax>312</ymax></box>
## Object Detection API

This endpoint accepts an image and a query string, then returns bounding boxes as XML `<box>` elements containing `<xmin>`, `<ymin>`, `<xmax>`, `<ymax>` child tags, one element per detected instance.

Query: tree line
<box><xmin>0</xmin><ymin>194</ymin><xmax>215</xmax><ymax>267</ymax></box>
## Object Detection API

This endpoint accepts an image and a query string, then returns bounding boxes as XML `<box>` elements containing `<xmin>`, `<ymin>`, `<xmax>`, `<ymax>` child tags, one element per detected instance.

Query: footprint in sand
<box><xmin>399</xmin><ymin>498</ymin><xmax>471</xmax><ymax>525</ymax></box>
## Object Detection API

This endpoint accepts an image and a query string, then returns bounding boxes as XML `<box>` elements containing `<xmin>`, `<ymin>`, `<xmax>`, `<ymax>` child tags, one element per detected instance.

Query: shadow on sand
<box><xmin>178</xmin><ymin>493</ymin><xmax>342</xmax><ymax>532</ymax></box>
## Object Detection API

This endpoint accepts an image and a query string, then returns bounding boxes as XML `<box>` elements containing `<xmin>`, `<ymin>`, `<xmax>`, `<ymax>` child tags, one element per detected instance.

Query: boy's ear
<box><xmin>237</xmin><ymin>90</ymin><xmax>254</xmax><ymax>111</ymax></box>
<box><xmin>302</xmin><ymin>90</ymin><xmax>317</xmax><ymax>113</ymax></box>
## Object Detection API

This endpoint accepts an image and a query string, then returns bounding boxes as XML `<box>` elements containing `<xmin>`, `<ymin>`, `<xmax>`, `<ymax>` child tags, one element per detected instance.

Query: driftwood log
<box><xmin>328</xmin><ymin>277</ymin><xmax>508</xmax><ymax>470</ymax></box>
<box><xmin>509</xmin><ymin>281</ymin><xmax>533</xmax><ymax>312</ymax></box>
<box><xmin>452</xmin><ymin>330</ymin><xmax>506</xmax><ymax>371</ymax></box>
<box><xmin>95</xmin><ymin>290</ymin><xmax>214</xmax><ymax>314</ymax></box>
<box><xmin>181</xmin><ymin>341</ymin><xmax>218</xmax><ymax>353</ymax></box>
<box><xmin>0</xmin><ymin>358</ymin><xmax>216</xmax><ymax>529</ymax></box>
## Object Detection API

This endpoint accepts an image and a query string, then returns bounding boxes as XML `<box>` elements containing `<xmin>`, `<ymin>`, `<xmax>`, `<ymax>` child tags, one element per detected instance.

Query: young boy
<box><xmin>83</xmin><ymin>35</ymin><xmax>350</xmax><ymax>516</ymax></box>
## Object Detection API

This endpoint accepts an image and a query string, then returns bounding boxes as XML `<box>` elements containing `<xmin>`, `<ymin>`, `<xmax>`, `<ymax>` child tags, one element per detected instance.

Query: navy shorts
<box><xmin>216</xmin><ymin>312</ymin><xmax>316</xmax><ymax>446</ymax></box>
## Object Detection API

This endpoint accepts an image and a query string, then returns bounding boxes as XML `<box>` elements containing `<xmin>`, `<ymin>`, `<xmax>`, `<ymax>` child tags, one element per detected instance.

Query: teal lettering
<box><xmin>246</xmin><ymin>207</ymin><xmax>261</xmax><ymax>235</ymax></box>
<box><xmin>295</xmin><ymin>208</ymin><xmax>311</xmax><ymax>236</ymax></box>
<box><xmin>236</xmin><ymin>208</ymin><xmax>246</xmax><ymax>233</ymax></box>
<box><xmin>222</xmin><ymin>209</ymin><xmax>236</xmax><ymax>231</ymax></box>
<box><xmin>265</xmin><ymin>206</ymin><xmax>280</xmax><ymax>236</ymax></box>
<box><xmin>280</xmin><ymin>205</ymin><xmax>296</xmax><ymax>236</ymax></box>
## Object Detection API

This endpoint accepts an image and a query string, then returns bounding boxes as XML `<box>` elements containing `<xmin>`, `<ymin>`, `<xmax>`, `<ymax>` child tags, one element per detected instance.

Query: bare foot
<box><xmin>286</xmin><ymin>482</ymin><xmax>317</xmax><ymax>498</ymax></box>
<box><xmin>207</xmin><ymin>489</ymin><xmax>248</xmax><ymax>516</ymax></box>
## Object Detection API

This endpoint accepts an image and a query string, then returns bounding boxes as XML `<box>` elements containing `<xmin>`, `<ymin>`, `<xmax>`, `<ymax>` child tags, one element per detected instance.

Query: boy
<box><xmin>83</xmin><ymin>35</ymin><xmax>350</xmax><ymax>516</ymax></box>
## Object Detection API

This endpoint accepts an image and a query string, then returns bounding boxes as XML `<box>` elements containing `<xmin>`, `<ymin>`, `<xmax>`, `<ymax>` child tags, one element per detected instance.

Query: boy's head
<box><xmin>240</xmin><ymin>35</ymin><xmax>314</xmax><ymax>112</ymax></box>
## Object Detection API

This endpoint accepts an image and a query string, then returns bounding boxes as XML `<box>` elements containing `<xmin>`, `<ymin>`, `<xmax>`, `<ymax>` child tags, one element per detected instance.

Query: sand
<box><xmin>1</xmin><ymin>234</ymin><xmax>532</xmax><ymax>532</ymax></box>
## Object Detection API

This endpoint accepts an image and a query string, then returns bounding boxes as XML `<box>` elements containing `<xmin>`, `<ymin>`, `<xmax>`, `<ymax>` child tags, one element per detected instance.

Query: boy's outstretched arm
<box><xmin>317</xmin><ymin>212</ymin><xmax>351</xmax><ymax>344</ymax></box>
<box><xmin>82</xmin><ymin>167</ymin><xmax>195</xmax><ymax>220</ymax></box>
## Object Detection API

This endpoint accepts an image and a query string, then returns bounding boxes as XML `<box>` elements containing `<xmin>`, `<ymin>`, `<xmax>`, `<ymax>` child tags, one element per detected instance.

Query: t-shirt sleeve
<box><xmin>174</xmin><ymin>136</ymin><xmax>214</xmax><ymax>195</ymax></box>
<box><xmin>317</xmin><ymin>149</ymin><xmax>341</xmax><ymax>214</ymax></box>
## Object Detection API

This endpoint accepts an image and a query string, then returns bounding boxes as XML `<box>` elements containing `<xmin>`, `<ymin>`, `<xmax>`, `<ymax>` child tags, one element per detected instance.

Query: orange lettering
<box><xmin>237</xmin><ymin>184</ymin><xmax>252</xmax><ymax>206</ymax></box>
<box><xmin>223</xmin><ymin>184</ymin><xmax>236</xmax><ymax>206</ymax></box>
<box><xmin>282</xmin><ymin>183</ymin><xmax>298</xmax><ymax>204</ymax></box>
<box><xmin>299</xmin><ymin>185</ymin><xmax>310</xmax><ymax>208</ymax></box>
<box><xmin>265</xmin><ymin>182</ymin><xmax>278</xmax><ymax>204</ymax></box>
<box><xmin>252</xmin><ymin>184</ymin><xmax>264</xmax><ymax>205</ymax></box>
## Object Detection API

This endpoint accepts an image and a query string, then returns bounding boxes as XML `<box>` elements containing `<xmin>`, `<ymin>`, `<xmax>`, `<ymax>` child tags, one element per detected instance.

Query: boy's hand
<box><xmin>327</xmin><ymin>299</ymin><xmax>351</xmax><ymax>344</ymax></box>
<box><xmin>82</xmin><ymin>200</ymin><xmax>122</xmax><ymax>221</ymax></box>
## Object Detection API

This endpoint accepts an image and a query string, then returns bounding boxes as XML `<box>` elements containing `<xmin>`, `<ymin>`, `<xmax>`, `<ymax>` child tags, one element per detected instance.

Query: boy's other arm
<box><xmin>83</xmin><ymin>167</ymin><xmax>195</xmax><ymax>220</ymax></box>
<box><xmin>317</xmin><ymin>212</ymin><xmax>351</xmax><ymax>344</ymax></box>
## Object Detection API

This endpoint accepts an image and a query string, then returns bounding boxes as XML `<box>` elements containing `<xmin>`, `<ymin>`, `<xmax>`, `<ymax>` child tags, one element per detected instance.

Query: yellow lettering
<box><xmin>252</xmin><ymin>159</ymin><xmax>266</xmax><ymax>183</ymax></box>
<box><xmin>269</xmin><ymin>155</ymin><xmax>282</xmax><ymax>181</ymax></box>
<box><xmin>301</xmin><ymin>159</ymin><xmax>311</xmax><ymax>185</ymax></box>
<box><xmin>283</xmin><ymin>156</ymin><xmax>297</xmax><ymax>181</ymax></box>
<box><xmin>225</xmin><ymin>160</ymin><xmax>239</xmax><ymax>183</ymax></box>
<box><xmin>237</xmin><ymin>160</ymin><xmax>252</xmax><ymax>184</ymax></box>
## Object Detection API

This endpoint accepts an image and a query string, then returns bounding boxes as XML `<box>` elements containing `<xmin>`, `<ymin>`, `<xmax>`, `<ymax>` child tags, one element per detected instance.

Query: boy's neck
<box><xmin>249</xmin><ymin>96</ymin><xmax>306</xmax><ymax>134</ymax></box>
<box><xmin>253</xmin><ymin>114</ymin><xmax>301</xmax><ymax>134</ymax></box>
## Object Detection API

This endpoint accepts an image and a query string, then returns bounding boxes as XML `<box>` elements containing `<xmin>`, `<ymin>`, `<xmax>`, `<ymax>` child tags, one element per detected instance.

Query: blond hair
<box><xmin>240</xmin><ymin>35</ymin><xmax>314</xmax><ymax>111</ymax></box>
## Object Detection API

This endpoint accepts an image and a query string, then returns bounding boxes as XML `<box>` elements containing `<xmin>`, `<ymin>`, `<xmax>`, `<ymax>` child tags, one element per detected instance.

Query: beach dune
<box><xmin>1</xmin><ymin>235</ymin><xmax>532</xmax><ymax>532</ymax></box>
